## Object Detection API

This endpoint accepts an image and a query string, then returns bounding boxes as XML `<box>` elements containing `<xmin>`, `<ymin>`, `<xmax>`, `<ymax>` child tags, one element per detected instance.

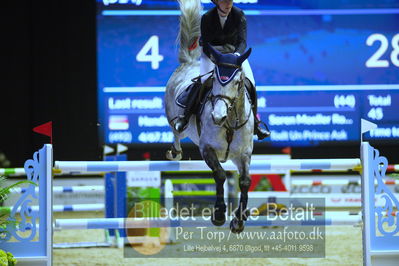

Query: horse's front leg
<box><xmin>201</xmin><ymin>144</ymin><xmax>226</xmax><ymax>226</ymax></box>
<box><xmin>230</xmin><ymin>154</ymin><xmax>251</xmax><ymax>233</ymax></box>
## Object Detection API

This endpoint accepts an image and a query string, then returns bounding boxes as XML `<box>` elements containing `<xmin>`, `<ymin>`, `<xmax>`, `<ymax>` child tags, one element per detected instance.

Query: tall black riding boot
<box><xmin>174</xmin><ymin>81</ymin><xmax>202</xmax><ymax>133</ymax></box>
<box><xmin>248</xmin><ymin>81</ymin><xmax>271</xmax><ymax>140</ymax></box>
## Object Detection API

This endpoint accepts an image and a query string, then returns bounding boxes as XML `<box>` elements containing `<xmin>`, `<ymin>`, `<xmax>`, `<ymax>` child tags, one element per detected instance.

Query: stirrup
<box><xmin>255</xmin><ymin>120</ymin><xmax>271</xmax><ymax>139</ymax></box>
<box><xmin>256</xmin><ymin>120</ymin><xmax>269</xmax><ymax>131</ymax></box>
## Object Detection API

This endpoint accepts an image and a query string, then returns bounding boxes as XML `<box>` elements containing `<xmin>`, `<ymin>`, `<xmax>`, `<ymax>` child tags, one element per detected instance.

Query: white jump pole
<box><xmin>292</xmin><ymin>179</ymin><xmax>399</xmax><ymax>186</ymax></box>
<box><xmin>55</xmin><ymin>214</ymin><xmax>362</xmax><ymax>230</ymax></box>
<box><xmin>11</xmin><ymin>185</ymin><xmax>104</xmax><ymax>194</ymax></box>
<box><xmin>0</xmin><ymin>168</ymin><xmax>26</xmax><ymax>175</ymax></box>
<box><xmin>55</xmin><ymin>158</ymin><xmax>360</xmax><ymax>172</ymax></box>
<box><xmin>3</xmin><ymin>163</ymin><xmax>399</xmax><ymax>176</ymax></box>
<box><xmin>6</xmin><ymin>203</ymin><xmax>104</xmax><ymax>213</ymax></box>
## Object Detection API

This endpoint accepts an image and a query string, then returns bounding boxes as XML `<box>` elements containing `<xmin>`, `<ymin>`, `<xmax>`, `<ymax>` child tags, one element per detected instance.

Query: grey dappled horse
<box><xmin>165</xmin><ymin>0</ymin><xmax>254</xmax><ymax>233</ymax></box>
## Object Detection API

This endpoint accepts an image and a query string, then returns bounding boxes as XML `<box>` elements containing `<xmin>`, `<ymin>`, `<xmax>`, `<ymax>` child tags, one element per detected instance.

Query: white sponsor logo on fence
<box><xmin>127</xmin><ymin>171</ymin><xmax>161</xmax><ymax>187</ymax></box>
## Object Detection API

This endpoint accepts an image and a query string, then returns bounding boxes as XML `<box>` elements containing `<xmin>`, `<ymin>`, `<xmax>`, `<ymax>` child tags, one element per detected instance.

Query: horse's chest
<box><xmin>200</xmin><ymin>127</ymin><xmax>247</xmax><ymax>160</ymax></box>
<box><xmin>200</xmin><ymin>130</ymin><xmax>228</xmax><ymax>149</ymax></box>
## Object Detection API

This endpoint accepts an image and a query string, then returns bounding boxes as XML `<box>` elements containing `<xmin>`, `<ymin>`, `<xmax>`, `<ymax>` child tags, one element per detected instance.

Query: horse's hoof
<box><xmin>165</xmin><ymin>149</ymin><xmax>182</xmax><ymax>161</ymax></box>
<box><xmin>230</xmin><ymin>218</ymin><xmax>245</xmax><ymax>234</ymax></box>
<box><xmin>211</xmin><ymin>211</ymin><xmax>226</xmax><ymax>226</ymax></box>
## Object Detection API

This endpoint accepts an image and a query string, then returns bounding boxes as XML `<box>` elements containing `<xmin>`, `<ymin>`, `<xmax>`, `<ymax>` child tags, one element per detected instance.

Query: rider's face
<box><xmin>218</xmin><ymin>0</ymin><xmax>233</xmax><ymax>17</ymax></box>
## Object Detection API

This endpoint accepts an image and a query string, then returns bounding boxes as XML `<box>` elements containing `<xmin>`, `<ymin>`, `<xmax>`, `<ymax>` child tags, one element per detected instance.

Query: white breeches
<box><xmin>200</xmin><ymin>51</ymin><xmax>255</xmax><ymax>86</ymax></box>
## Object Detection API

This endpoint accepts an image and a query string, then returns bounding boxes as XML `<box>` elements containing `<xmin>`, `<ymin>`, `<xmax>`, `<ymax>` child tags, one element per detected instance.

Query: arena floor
<box><xmin>53</xmin><ymin>212</ymin><xmax>363</xmax><ymax>265</ymax></box>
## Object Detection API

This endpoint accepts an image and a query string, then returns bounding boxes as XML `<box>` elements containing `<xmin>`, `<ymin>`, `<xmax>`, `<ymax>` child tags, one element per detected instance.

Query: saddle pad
<box><xmin>175</xmin><ymin>85</ymin><xmax>192</xmax><ymax>108</ymax></box>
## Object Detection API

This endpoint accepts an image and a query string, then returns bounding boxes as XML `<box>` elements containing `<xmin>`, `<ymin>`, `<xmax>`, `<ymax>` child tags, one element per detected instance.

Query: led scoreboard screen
<box><xmin>97</xmin><ymin>0</ymin><xmax>399</xmax><ymax>146</ymax></box>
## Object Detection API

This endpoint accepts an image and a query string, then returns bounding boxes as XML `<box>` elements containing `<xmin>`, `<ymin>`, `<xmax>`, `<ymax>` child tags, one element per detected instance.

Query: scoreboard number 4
<box><xmin>136</xmin><ymin>35</ymin><xmax>164</xmax><ymax>70</ymax></box>
<box><xmin>366</xmin><ymin>33</ymin><xmax>399</xmax><ymax>68</ymax></box>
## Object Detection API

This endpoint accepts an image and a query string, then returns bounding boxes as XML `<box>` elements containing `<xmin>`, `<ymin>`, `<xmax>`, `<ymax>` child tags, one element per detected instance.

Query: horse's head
<box><xmin>207</xmin><ymin>44</ymin><xmax>252</xmax><ymax>126</ymax></box>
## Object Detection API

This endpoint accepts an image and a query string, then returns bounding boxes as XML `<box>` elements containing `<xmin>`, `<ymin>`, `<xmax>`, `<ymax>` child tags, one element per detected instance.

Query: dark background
<box><xmin>1</xmin><ymin>1</ymin><xmax>397</xmax><ymax>167</ymax></box>
<box><xmin>1</xmin><ymin>1</ymin><xmax>100</xmax><ymax>166</ymax></box>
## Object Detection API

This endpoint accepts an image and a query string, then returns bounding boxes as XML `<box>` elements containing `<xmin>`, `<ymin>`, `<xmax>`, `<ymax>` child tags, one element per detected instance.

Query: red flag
<box><xmin>33</xmin><ymin>121</ymin><xmax>52</xmax><ymax>144</ymax></box>
<box><xmin>282</xmin><ymin>147</ymin><xmax>291</xmax><ymax>154</ymax></box>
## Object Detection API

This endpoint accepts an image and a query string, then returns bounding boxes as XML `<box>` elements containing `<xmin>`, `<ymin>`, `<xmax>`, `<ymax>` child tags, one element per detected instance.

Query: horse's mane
<box><xmin>177</xmin><ymin>0</ymin><xmax>202</xmax><ymax>64</ymax></box>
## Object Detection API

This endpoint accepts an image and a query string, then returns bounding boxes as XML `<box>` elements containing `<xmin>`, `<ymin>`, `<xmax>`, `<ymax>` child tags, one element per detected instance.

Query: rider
<box><xmin>174</xmin><ymin>0</ymin><xmax>271</xmax><ymax>140</ymax></box>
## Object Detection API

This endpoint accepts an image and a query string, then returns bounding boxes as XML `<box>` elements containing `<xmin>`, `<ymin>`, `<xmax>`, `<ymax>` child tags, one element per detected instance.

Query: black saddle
<box><xmin>175</xmin><ymin>76</ymin><xmax>213</xmax><ymax>112</ymax></box>
<box><xmin>176</xmin><ymin>83</ymin><xmax>198</xmax><ymax>109</ymax></box>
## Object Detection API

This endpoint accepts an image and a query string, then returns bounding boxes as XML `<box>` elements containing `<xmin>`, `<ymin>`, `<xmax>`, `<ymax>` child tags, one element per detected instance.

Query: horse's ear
<box><xmin>206</xmin><ymin>43</ymin><xmax>222</xmax><ymax>63</ymax></box>
<box><xmin>237</xmin><ymin>48</ymin><xmax>252</xmax><ymax>66</ymax></box>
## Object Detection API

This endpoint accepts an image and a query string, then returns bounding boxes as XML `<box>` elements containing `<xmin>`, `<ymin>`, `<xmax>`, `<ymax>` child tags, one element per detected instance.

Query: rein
<box><xmin>209</xmin><ymin>78</ymin><xmax>251</xmax><ymax>130</ymax></box>
<box><xmin>191</xmin><ymin>70</ymin><xmax>213</xmax><ymax>83</ymax></box>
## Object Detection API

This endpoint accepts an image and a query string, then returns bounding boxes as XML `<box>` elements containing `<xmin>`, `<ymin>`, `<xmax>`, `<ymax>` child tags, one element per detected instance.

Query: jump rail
<box><xmin>0</xmin><ymin>167</ymin><xmax>104</xmax><ymax>176</ymax></box>
<box><xmin>4</xmin><ymin>160</ymin><xmax>399</xmax><ymax>176</ymax></box>
<box><xmin>292</xmin><ymin>180</ymin><xmax>399</xmax><ymax>186</ymax></box>
<box><xmin>11</xmin><ymin>185</ymin><xmax>104</xmax><ymax>194</ymax></box>
<box><xmin>55</xmin><ymin>159</ymin><xmax>361</xmax><ymax>172</ymax></box>
<box><xmin>4</xmin><ymin>163</ymin><xmax>399</xmax><ymax>176</ymax></box>
<box><xmin>55</xmin><ymin>214</ymin><xmax>362</xmax><ymax>230</ymax></box>
<box><xmin>0</xmin><ymin>168</ymin><xmax>26</xmax><ymax>175</ymax></box>
<box><xmin>5</xmin><ymin>203</ymin><xmax>104</xmax><ymax>213</ymax></box>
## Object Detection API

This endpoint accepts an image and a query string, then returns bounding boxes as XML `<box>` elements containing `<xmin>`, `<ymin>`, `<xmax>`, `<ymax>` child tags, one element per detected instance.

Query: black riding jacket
<box><xmin>200</xmin><ymin>6</ymin><xmax>247</xmax><ymax>58</ymax></box>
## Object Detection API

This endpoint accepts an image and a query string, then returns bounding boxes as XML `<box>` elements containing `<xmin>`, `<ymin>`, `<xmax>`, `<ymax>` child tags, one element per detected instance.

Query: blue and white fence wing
<box><xmin>0</xmin><ymin>144</ymin><xmax>52</xmax><ymax>266</ymax></box>
<box><xmin>362</xmin><ymin>142</ymin><xmax>399</xmax><ymax>266</ymax></box>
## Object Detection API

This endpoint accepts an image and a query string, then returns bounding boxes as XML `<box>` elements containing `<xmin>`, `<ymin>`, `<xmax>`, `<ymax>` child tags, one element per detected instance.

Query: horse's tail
<box><xmin>177</xmin><ymin>0</ymin><xmax>202</xmax><ymax>64</ymax></box>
